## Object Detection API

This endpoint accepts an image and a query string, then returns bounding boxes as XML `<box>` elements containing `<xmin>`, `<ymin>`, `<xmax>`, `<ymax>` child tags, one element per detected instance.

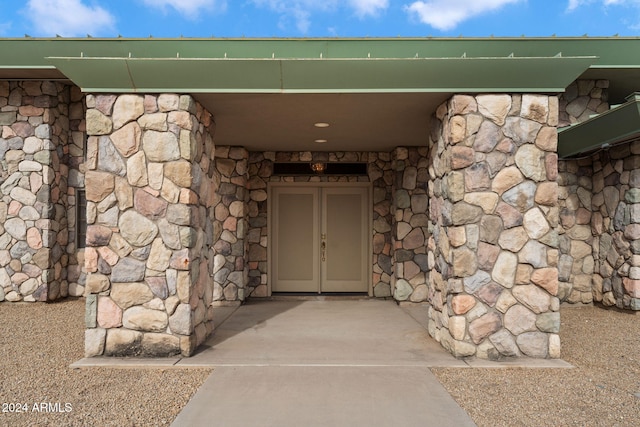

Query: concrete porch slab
<box><xmin>70</xmin><ymin>357</ymin><xmax>182</xmax><ymax>369</ymax></box>
<box><xmin>464</xmin><ymin>357</ymin><xmax>574</xmax><ymax>368</ymax></box>
<box><xmin>176</xmin><ymin>298</ymin><xmax>468</xmax><ymax>368</ymax></box>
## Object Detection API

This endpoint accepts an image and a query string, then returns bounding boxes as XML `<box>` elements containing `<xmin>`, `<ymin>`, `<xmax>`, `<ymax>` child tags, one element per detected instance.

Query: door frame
<box><xmin>267</xmin><ymin>182</ymin><xmax>373</xmax><ymax>297</ymax></box>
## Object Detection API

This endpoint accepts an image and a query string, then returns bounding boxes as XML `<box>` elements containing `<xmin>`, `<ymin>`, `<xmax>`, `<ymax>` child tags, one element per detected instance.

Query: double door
<box><xmin>272</xmin><ymin>186</ymin><xmax>369</xmax><ymax>293</ymax></box>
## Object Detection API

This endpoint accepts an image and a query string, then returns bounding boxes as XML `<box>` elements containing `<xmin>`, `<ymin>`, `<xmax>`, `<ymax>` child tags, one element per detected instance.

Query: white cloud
<box><xmin>140</xmin><ymin>0</ymin><xmax>226</xmax><ymax>19</ymax></box>
<box><xmin>26</xmin><ymin>0</ymin><xmax>115</xmax><ymax>37</ymax></box>
<box><xmin>289</xmin><ymin>6</ymin><xmax>312</xmax><ymax>33</ymax></box>
<box><xmin>251</xmin><ymin>0</ymin><xmax>335</xmax><ymax>33</ymax></box>
<box><xmin>251</xmin><ymin>0</ymin><xmax>388</xmax><ymax>33</ymax></box>
<box><xmin>404</xmin><ymin>0</ymin><xmax>522</xmax><ymax>31</ymax></box>
<box><xmin>567</xmin><ymin>0</ymin><xmax>582</xmax><ymax>10</ymax></box>
<box><xmin>565</xmin><ymin>0</ymin><xmax>640</xmax><ymax>31</ymax></box>
<box><xmin>349</xmin><ymin>0</ymin><xmax>389</xmax><ymax>17</ymax></box>
<box><xmin>567</xmin><ymin>0</ymin><xmax>640</xmax><ymax>11</ymax></box>
<box><xmin>253</xmin><ymin>0</ymin><xmax>338</xmax><ymax>15</ymax></box>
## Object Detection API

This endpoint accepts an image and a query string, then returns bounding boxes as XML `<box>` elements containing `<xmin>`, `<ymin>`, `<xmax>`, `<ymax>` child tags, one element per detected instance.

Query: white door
<box><xmin>272</xmin><ymin>187</ymin><xmax>320</xmax><ymax>292</ymax></box>
<box><xmin>272</xmin><ymin>186</ymin><xmax>368</xmax><ymax>293</ymax></box>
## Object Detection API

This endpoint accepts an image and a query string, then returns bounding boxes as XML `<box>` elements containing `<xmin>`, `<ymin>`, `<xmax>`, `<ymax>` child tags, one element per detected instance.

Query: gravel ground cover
<box><xmin>0</xmin><ymin>298</ymin><xmax>211</xmax><ymax>427</ymax></box>
<box><xmin>1</xmin><ymin>299</ymin><xmax>638</xmax><ymax>427</ymax></box>
<box><xmin>433</xmin><ymin>305</ymin><xmax>640</xmax><ymax>427</ymax></box>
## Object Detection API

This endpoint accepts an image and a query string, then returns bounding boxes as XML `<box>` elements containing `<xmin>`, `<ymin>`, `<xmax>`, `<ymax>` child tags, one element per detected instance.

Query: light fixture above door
<box><xmin>310</xmin><ymin>162</ymin><xmax>326</xmax><ymax>174</ymax></box>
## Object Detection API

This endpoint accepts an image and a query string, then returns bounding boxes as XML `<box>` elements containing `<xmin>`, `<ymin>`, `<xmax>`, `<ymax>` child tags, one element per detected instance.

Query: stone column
<box><xmin>83</xmin><ymin>94</ymin><xmax>216</xmax><ymax>357</ymax></box>
<box><xmin>391</xmin><ymin>147</ymin><xmax>430</xmax><ymax>302</ymax></box>
<box><xmin>428</xmin><ymin>94</ymin><xmax>561</xmax><ymax>359</ymax></box>
<box><xmin>0</xmin><ymin>81</ymin><xmax>71</xmax><ymax>302</ymax></box>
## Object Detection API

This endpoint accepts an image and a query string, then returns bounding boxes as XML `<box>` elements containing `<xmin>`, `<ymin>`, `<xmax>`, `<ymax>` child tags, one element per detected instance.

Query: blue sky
<box><xmin>1</xmin><ymin>0</ymin><xmax>639</xmax><ymax>38</ymax></box>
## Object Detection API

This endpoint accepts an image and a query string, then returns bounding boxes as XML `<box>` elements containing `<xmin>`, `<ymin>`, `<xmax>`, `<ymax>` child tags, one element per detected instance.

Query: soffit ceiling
<box><xmin>194</xmin><ymin>92</ymin><xmax>447</xmax><ymax>152</ymax></box>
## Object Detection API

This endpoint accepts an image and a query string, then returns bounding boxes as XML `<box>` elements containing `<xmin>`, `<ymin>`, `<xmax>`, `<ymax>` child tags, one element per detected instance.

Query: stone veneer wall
<box><xmin>211</xmin><ymin>146</ymin><xmax>250</xmax><ymax>303</ymax></box>
<box><xmin>391</xmin><ymin>147</ymin><xmax>430</xmax><ymax>302</ymax></box>
<box><xmin>556</xmin><ymin>81</ymin><xmax>606</xmax><ymax>305</ymax></box>
<box><xmin>558</xmin><ymin>79</ymin><xmax>609</xmax><ymax>127</ymax></box>
<box><xmin>368</xmin><ymin>151</ymin><xmax>395</xmax><ymax>298</ymax></box>
<box><xmin>553</xmin><ymin>78</ymin><xmax>640</xmax><ymax>309</ymax></box>
<box><xmin>245</xmin><ymin>150</ymin><xmax>429</xmax><ymax>302</ymax></box>
<box><xmin>558</xmin><ymin>142</ymin><xmax>640</xmax><ymax>311</ymax></box>
<box><xmin>0</xmin><ymin>81</ymin><xmax>72</xmax><ymax>302</ymax></box>
<box><xmin>557</xmin><ymin>158</ymin><xmax>595</xmax><ymax>305</ymax></box>
<box><xmin>590</xmin><ymin>146</ymin><xmax>640</xmax><ymax>310</ymax></box>
<box><xmin>83</xmin><ymin>93</ymin><xmax>216</xmax><ymax>357</ymax></box>
<box><xmin>66</xmin><ymin>86</ymin><xmax>88</xmax><ymax>297</ymax></box>
<box><xmin>558</xmin><ymin>79</ymin><xmax>640</xmax><ymax>311</ymax></box>
<box><xmin>427</xmin><ymin>94</ymin><xmax>561</xmax><ymax>359</ymax></box>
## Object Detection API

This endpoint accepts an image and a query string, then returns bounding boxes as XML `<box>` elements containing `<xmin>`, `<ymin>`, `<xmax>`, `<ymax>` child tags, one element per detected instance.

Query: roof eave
<box><xmin>45</xmin><ymin>56</ymin><xmax>597</xmax><ymax>94</ymax></box>
<box><xmin>558</xmin><ymin>93</ymin><xmax>640</xmax><ymax>158</ymax></box>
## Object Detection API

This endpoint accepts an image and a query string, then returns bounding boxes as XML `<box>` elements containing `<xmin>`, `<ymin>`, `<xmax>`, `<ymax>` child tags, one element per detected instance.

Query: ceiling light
<box><xmin>314</xmin><ymin>122</ymin><xmax>330</xmax><ymax>128</ymax></box>
<box><xmin>310</xmin><ymin>162</ymin><xmax>326</xmax><ymax>173</ymax></box>
<box><xmin>315</xmin><ymin>139</ymin><xmax>327</xmax><ymax>143</ymax></box>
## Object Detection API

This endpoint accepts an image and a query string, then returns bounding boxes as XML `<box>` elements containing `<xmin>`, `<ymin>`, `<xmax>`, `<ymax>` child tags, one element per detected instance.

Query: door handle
<box><xmin>321</xmin><ymin>241</ymin><xmax>326</xmax><ymax>262</ymax></box>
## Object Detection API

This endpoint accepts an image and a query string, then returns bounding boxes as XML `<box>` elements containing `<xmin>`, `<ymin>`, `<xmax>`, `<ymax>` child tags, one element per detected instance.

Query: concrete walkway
<box><xmin>172</xmin><ymin>365</ymin><xmax>474</xmax><ymax>426</ymax></box>
<box><xmin>172</xmin><ymin>298</ymin><xmax>476</xmax><ymax>426</ymax></box>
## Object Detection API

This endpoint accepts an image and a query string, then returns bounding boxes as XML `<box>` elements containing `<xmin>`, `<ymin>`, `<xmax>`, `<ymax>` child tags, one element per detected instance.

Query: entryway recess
<box><xmin>271</xmin><ymin>184</ymin><xmax>370</xmax><ymax>294</ymax></box>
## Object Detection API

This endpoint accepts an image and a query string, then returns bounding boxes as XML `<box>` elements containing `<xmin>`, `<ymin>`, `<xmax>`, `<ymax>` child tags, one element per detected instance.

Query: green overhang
<box><xmin>1</xmin><ymin>37</ymin><xmax>639</xmax><ymax>94</ymax></box>
<box><xmin>1</xmin><ymin>37</ymin><xmax>640</xmax><ymax>63</ymax></box>
<box><xmin>558</xmin><ymin>94</ymin><xmax>640</xmax><ymax>158</ymax></box>
<box><xmin>46</xmin><ymin>55</ymin><xmax>596</xmax><ymax>93</ymax></box>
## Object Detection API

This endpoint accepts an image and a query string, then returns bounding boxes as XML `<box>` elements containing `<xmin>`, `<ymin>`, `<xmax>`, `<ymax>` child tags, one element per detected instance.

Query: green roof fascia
<box><xmin>1</xmin><ymin>37</ymin><xmax>640</xmax><ymax>66</ymax></box>
<box><xmin>46</xmin><ymin>56</ymin><xmax>596</xmax><ymax>93</ymax></box>
<box><xmin>558</xmin><ymin>95</ymin><xmax>640</xmax><ymax>158</ymax></box>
